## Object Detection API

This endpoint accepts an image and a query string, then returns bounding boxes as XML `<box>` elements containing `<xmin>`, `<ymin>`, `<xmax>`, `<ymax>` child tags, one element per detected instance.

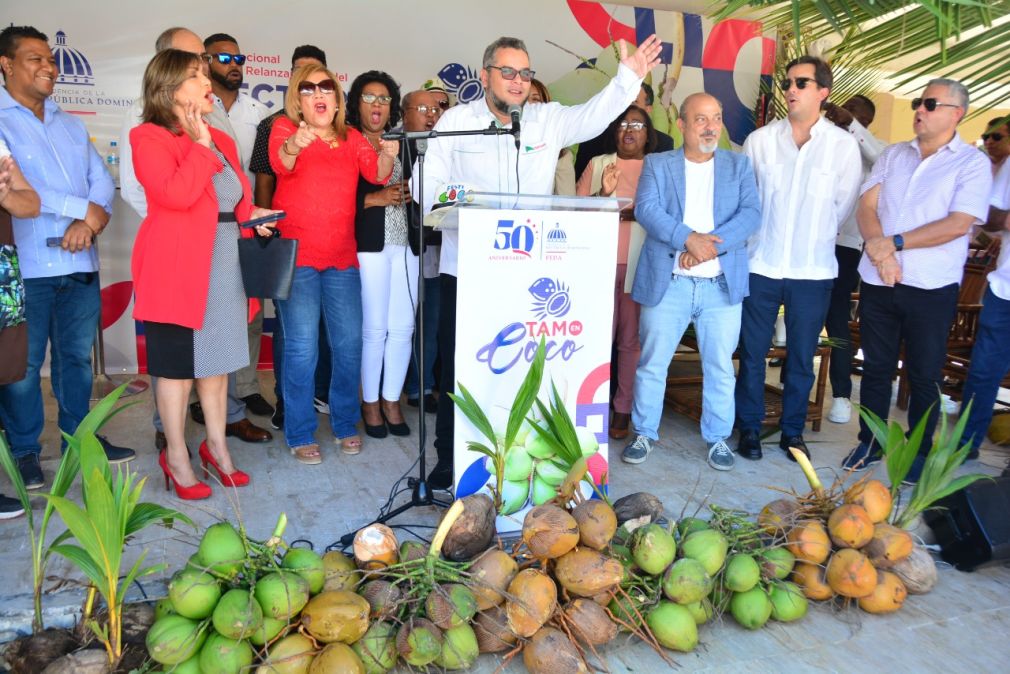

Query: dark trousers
<box><xmin>857</xmin><ymin>281</ymin><xmax>959</xmax><ymax>453</ymax></box>
<box><xmin>825</xmin><ymin>245</ymin><xmax>862</xmax><ymax>399</ymax></box>
<box><xmin>433</xmin><ymin>274</ymin><xmax>457</xmax><ymax>469</ymax></box>
<box><xmin>960</xmin><ymin>287</ymin><xmax>1010</xmax><ymax>451</ymax></box>
<box><xmin>736</xmin><ymin>273</ymin><xmax>833</xmax><ymax>436</ymax></box>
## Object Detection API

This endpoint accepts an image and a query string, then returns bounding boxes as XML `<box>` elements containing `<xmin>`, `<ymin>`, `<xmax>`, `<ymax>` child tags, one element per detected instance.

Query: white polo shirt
<box><xmin>988</xmin><ymin>159</ymin><xmax>1010</xmax><ymax>300</ymax></box>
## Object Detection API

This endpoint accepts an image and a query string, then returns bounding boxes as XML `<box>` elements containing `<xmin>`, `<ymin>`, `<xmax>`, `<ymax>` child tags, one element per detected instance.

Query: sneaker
<box><xmin>707</xmin><ymin>440</ymin><xmax>735</xmax><ymax>471</ymax></box>
<box><xmin>622</xmin><ymin>435</ymin><xmax>653</xmax><ymax>464</ymax></box>
<box><xmin>841</xmin><ymin>442</ymin><xmax>881</xmax><ymax>472</ymax></box>
<box><xmin>241</xmin><ymin>393</ymin><xmax>275</xmax><ymax>416</ymax></box>
<box><xmin>827</xmin><ymin>397</ymin><xmax>852</xmax><ymax>424</ymax></box>
<box><xmin>0</xmin><ymin>494</ymin><xmax>25</xmax><ymax>520</ymax></box>
<box><xmin>313</xmin><ymin>396</ymin><xmax>330</xmax><ymax>415</ymax></box>
<box><xmin>97</xmin><ymin>436</ymin><xmax>137</xmax><ymax>464</ymax></box>
<box><xmin>17</xmin><ymin>454</ymin><xmax>44</xmax><ymax>491</ymax></box>
<box><xmin>902</xmin><ymin>455</ymin><xmax>926</xmax><ymax>486</ymax></box>
<box><xmin>271</xmin><ymin>398</ymin><xmax>285</xmax><ymax>430</ymax></box>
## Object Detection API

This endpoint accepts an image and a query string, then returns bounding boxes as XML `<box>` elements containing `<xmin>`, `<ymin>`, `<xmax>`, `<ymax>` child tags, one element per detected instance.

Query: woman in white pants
<box><xmin>348</xmin><ymin>70</ymin><xmax>418</xmax><ymax>438</ymax></box>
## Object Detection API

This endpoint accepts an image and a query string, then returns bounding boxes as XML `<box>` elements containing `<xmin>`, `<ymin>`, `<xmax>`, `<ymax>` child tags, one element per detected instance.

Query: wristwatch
<box><xmin>892</xmin><ymin>234</ymin><xmax>904</xmax><ymax>252</ymax></box>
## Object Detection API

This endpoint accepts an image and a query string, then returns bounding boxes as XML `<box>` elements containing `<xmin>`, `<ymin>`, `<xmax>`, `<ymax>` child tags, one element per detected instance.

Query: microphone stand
<box><xmin>335</xmin><ymin>123</ymin><xmax>515</xmax><ymax>548</ymax></box>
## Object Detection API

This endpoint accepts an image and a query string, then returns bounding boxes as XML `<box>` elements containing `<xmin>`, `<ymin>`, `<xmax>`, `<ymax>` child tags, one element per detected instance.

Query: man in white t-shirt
<box><xmin>622</xmin><ymin>93</ymin><xmax>761</xmax><ymax>469</ymax></box>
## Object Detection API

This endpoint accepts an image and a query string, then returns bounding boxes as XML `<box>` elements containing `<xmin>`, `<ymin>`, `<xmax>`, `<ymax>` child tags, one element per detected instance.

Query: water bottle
<box><xmin>106</xmin><ymin>140</ymin><xmax>119</xmax><ymax>184</ymax></box>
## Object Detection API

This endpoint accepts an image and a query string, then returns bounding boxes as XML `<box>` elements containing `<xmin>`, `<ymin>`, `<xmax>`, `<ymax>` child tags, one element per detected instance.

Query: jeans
<box><xmin>825</xmin><ymin>245</ymin><xmax>861</xmax><ymax>399</ymax></box>
<box><xmin>857</xmin><ymin>281</ymin><xmax>959</xmax><ymax>454</ymax></box>
<box><xmin>275</xmin><ymin>266</ymin><xmax>362</xmax><ymax>445</ymax></box>
<box><xmin>736</xmin><ymin>274</ymin><xmax>833</xmax><ymax>436</ymax></box>
<box><xmin>405</xmin><ymin>275</ymin><xmax>441</xmax><ymax>397</ymax></box>
<box><xmin>0</xmin><ymin>273</ymin><xmax>99</xmax><ymax>458</ymax></box>
<box><xmin>272</xmin><ymin>312</ymin><xmax>331</xmax><ymax>402</ymax></box>
<box><xmin>433</xmin><ymin>274</ymin><xmax>457</xmax><ymax>468</ymax></box>
<box><xmin>633</xmin><ymin>275</ymin><xmax>741</xmax><ymax>443</ymax></box>
<box><xmin>961</xmin><ymin>288</ymin><xmax>1010</xmax><ymax>451</ymax></box>
<box><xmin>359</xmin><ymin>245</ymin><xmax>418</xmax><ymax>403</ymax></box>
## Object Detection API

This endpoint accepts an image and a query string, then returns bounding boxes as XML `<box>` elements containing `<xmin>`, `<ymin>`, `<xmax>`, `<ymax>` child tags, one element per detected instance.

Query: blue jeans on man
<box><xmin>0</xmin><ymin>273</ymin><xmax>99</xmax><ymax>458</ymax></box>
<box><xmin>957</xmin><ymin>287</ymin><xmax>1010</xmax><ymax>454</ymax></box>
<box><xmin>275</xmin><ymin>266</ymin><xmax>362</xmax><ymax>446</ymax></box>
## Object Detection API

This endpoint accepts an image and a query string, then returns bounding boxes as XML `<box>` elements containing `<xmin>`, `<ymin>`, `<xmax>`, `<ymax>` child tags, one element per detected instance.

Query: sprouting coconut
<box><xmin>506</xmin><ymin>569</ymin><xmax>557</xmax><ymax>637</ymax></box>
<box><xmin>730</xmin><ymin>586</ymin><xmax>773</xmax><ymax>630</ymax></box>
<box><xmin>322</xmin><ymin>551</ymin><xmax>361</xmax><ymax>592</ymax></box>
<box><xmin>791</xmin><ymin>562</ymin><xmax>835</xmax><ymax>601</ymax></box>
<box><xmin>254</xmin><ymin>571</ymin><xmax>311</xmax><ymax>621</ymax></box>
<box><xmin>825</xmin><ymin>549</ymin><xmax>878</xmax><ymax>598</ymax></box>
<box><xmin>661</xmin><ymin>558</ymin><xmax>713</xmax><ymax>605</ymax></box>
<box><xmin>769</xmin><ymin>582</ymin><xmax>808</xmax><ymax>622</ymax></box>
<box><xmin>441</xmin><ymin>493</ymin><xmax>496</xmax><ymax>562</ymax></box>
<box><xmin>467</xmin><ymin>548</ymin><xmax>518</xmax><ymax>610</ymax></box>
<box><xmin>396</xmin><ymin>617</ymin><xmax>443</xmax><ymax>667</ymax></box>
<box><xmin>724</xmin><ymin>554</ymin><xmax>762</xmax><ymax>593</ymax></box>
<box><xmin>526</xmin><ymin>430</ymin><xmax>556</xmax><ymax>460</ymax></box>
<box><xmin>864</xmin><ymin>523</ymin><xmax>914</xmax><ymax>569</ymax></box>
<box><xmin>891</xmin><ymin>545</ymin><xmax>938</xmax><ymax>594</ymax></box>
<box><xmin>146</xmin><ymin>615</ymin><xmax>207</xmax><ymax>665</ymax></box>
<box><xmin>631</xmin><ymin>523</ymin><xmax>677</xmax><ymax>575</ymax></box>
<box><xmin>645</xmin><ymin>601</ymin><xmax>698</xmax><ymax>652</ymax></box>
<box><xmin>300</xmin><ymin>590</ymin><xmax>371</xmax><ymax>643</ymax></box>
<box><xmin>563</xmin><ymin>599</ymin><xmax>618</xmax><ymax>646</ymax></box>
<box><xmin>211</xmin><ymin>588</ymin><xmax>264</xmax><ymax>640</ymax></box>
<box><xmin>786</xmin><ymin>520</ymin><xmax>831</xmax><ymax>564</ymax></box>
<box><xmin>572</xmin><ymin>499</ymin><xmax>618</xmax><ymax>550</ymax></box>
<box><xmin>473</xmin><ymin>606</ymin><xmax>516</xmax><ymax>653</ymax></box>
<box><xmin>759</xmin><ymin>547</ymin><xmax>796</xmax><ymax>581</ymax></box>
<box><xmin>198</xmin><ymin>632</ymin><xmax>254</xmax><ymax>674</ymax></box>
<box><xmin>359</xmin><ymin>580</ymin><xmax>402</xmax><ymax>619</ymax></box>
<box><xmin>522</xmin><ymin>505</ymin><xmax>580</xmax><ymax>559</ymax></box>
<box><xmin>523</xmin><ymin>627</ymin><xmax>588</xmax><ymax>674</ymax></box>
<box><xmin>197</xmin><ymin>522</ymin><xmax>246</xmax><ymax>580</ymax></box>
<box><xmin>353</xmin><ymin>524</ymin><xmax>399</xmax><ymax>570</ymax></box>
<box><xmin>435</xmin><ymin>624</ymin><xmax>480</xmax><ymax>670</ymax></box>
<box><xmin>351</xmin><ymin>621</ymin><xmax>398</xmax><ymax>674</ymax></box>
<box><xmin>858</xmin><ymin>571</ymin><xmax>908</xmax><ymax>614</ymax></box>
<box><xmin>827</xmin><ymin>504</ymin><xmax>875</xmax><ymax>549</ymax></box>
<box><xmin>168</xmin><ymin>569</ymin><xmax>221</xmax><ymax>620</ymax></box>
<box><xmin>256</xmin><ymin>633</ymin><xmax>315</xmax><ymax>674</ymax></box>
<box><xmin>679</xmin><ymin>528</ymin><xmax>729</xmax><ymax>576</ymax></box>
<box><xmin>426</xmin><ymin>584</ymin><xmax>478</xmax><ymax>630</ymax></box>
<box><xmin>535</xmin><ymin>460</ymin><xmax>568</xmax><ymax>487</ymax></box>
<box><xmin>844</xmin><ymin>479</ymin><xmax>893</xmax><ymax>523</ymax></box>
<box><xmin>757</xmin><ymin>499</ymin><xmax>800</xmax><ymax>536</ymax></box>
<box><xmin>554</xmin><ymin>547</ymin><xmax>624</xmax><ymax>597</ymax></box>
<box><xmin>281</xmin><ymin>548</ymin><xmax>325</xmax><ymax>595</ymax></box>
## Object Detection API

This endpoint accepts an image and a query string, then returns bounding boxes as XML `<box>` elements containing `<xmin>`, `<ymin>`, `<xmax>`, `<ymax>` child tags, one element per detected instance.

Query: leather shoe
<box><xmin>98</xmin><ymin>435</ymin><xmax>136</xmax><ymax>463</ymax></box>
<box><xmin>155</xmin><ymin>431</ymin><xmax>167</xmax><ymax>451</ymax></box>
<box><xmin>241</xmin><ymin>393</ymin><xmax>275</xmax><ymax>416</ymax></box>
<box><xmin>779</xmin><ymin>435</ymin><xmax>810</xmax><ymax>462</ymax></box>
<box><xmin>609</xmin><ymin>412</ymin><xmax>631</xmax><ymax>440</ymax></box>
<box><xmin>427</xmin><ymin>462</ymin><xmax>454</xmax><ymax>491</ymax></box>
<box><xmin>190</xmin><ymin>401</ymin><xmax>205</xmax><ymax>425</ymax></box>
<box><xmin>225</xmin><ymin>419</ymin><xmax>272</xmax><ymax>443</ymax></box>
<box><xmin>736</xmin><ymin>429</ymin><xmax>763</xmax><ymax>460</ymax></box>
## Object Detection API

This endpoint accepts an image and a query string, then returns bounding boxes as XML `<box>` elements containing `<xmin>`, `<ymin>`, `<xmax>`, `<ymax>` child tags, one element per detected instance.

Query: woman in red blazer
<box><xmin>131</xmin><ymin>49</ymin><xmax>279</xmax><ymax>499</ymax></box>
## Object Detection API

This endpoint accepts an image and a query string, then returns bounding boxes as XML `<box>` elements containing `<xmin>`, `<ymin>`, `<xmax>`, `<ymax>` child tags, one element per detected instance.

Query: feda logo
<box><xmin>493</xmin><ymin>219</ymin><xmax>535</xmax><ymax>257</ymax></box>
<box><xmin>52</xmin><ymin>31</ymin><xmax>93</xmax><ymax>86</ymax></box>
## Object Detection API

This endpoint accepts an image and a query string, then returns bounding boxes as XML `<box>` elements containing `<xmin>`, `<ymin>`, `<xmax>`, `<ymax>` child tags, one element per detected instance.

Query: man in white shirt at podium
<box><xmin>417</xmin><ymin>34</ymin><xmax>663</xmax><ymax>490</ymax></box>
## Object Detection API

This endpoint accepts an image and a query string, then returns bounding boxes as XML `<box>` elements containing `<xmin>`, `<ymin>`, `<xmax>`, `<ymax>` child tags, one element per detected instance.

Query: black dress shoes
<box><xmin>427</xmin><ymin>462</ymin><xmax>454</xmax><ymax>491</ymax></box>
<box><xmin>736</xmin><ymin>429</ymin><xmax>763</xmax><ymax>461</ymax></box>
<box><xmin>241</xmin><ymin>393</ymin><xmax>275</xmax><ymax>416</ymax></box>
<box><xmin>779</xmin><ymin>435</ymin><xmax>811</xmax><ymax>462</ymax></box>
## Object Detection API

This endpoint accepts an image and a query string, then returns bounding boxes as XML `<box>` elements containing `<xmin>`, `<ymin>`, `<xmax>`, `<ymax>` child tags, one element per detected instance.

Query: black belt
<box><xmin>218</xmin><ymin>212</ymin><xmax>237</xmax><ymax>222</ymax></box>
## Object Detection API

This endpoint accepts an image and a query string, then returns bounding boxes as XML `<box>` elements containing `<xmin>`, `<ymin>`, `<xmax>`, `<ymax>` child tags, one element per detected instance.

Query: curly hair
<box><xmin>345</xmin><ymin>70</ymin><xmax>402</xmax><ymax>132</ymax></box>
<box><xmin>603</xmin><ymin>105</ymin><xmax>658</xmax><ymax>156</ymax></box>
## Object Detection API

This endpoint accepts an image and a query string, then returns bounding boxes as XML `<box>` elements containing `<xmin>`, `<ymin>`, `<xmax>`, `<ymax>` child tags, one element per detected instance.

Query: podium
<box><xmin>439</xmin><ymin>192</ymin><xmax>627</xmax><ymax>532</ymax></box>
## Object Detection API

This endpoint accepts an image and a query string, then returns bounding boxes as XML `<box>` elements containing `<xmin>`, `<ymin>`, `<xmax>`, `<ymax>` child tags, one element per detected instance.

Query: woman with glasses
<box><xmin>131</xmin><ymin>49</ymin><xmax>279</xmax><ymax>498</ymax></box>
<box><xmin>576</xmin><ymin>104</ymin><xmax>658</xmax><ymax>440</ymax></box>
<box><xmin>346</xmin><ymin>71</ymin><xmax>418</xmax><ymax>439</ymax></box>
<box><xmin>269</xmin><ymin>64</ymin><xmax>397</xmax><ymax>463</ymax></box>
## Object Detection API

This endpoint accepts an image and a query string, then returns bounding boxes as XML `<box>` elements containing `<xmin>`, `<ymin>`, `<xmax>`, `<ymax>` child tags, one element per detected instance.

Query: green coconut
<box><xmin>683</xmin><ymin>598</ymin><xmax>714</xmax><ymax>625</ymax></box>
<box><xmin>425</xmin><ymin>584</ymin><xmax>478</xmax><ymax>630</ymax></box>
<box><xmin>399</xmin><ymin>540</ymin><xmax>428</xmax><ymax>562</ymax></box>
<box><xmin>607</xmin><ymin>593</ymin><xmax>647</xmax><ymax>630</ymax></box>
<box><xmin>198</xmin><ymin>632</ymin><xmax>254</xmax><ymax>674</ymax></box>
<box><xmin>525</xmin><ymin>430</ymin><xmax>556</xmax><ymax>460</ymax></box>
<box><xmin>769</xmin><ymin>582</ymin><xmax>808</xmax><ymax>622</ymax></box>
<box><xmin>574</xmin><ymin>426</ymin><xmax>599</xmax><ymax>458</ymax></box>
<box><xmin>435</xmin><ymin>624</ymin><xmax>479</xmax><ymax>670</ymax></box>
<box><xmin>534</xmin><ymin>460</ymin><xmax>568</xmax><ymax>487</ymax></box>
<box><xmin>351</xmin><ymin>621</ymin><xmax>398</xmax><ymax>674</ymax></box>
<box><xmin>680</xmin><ymin>529</ymin><xmax>729</xmax><ymax>576</ymax></box>
<box><xmin>154</xmin><ymin>597</ymin><xmax>176</xmax><ymax>621</ymax></box>
<box><xmin>254</xmin><ymin>571</ymin><xmax>311</xmax><ymax>620</ymax></box>
<box><xmin>724</xmin><ymin>554</ymin><xmax>762</xmax><ymax>593</ymax></box>
<box><xmin>632</xmin><ymin>523</ymin><xmax>677</xmax><ymax>575</ymax></box>
<box><xmin>197</xmin><ymin>522</ymin><xmax>246</xmax><ymax>580</ymax></box>
<box><xmin>760</xmin><ymin>547</ymin><xmax>797</xmax><ymax>581</ymax></box>
<box><xmin>282</xmin><ymin>548</ymin><xmax>326</xmax><ymax>595</ymax></box>
<box><xmin>530</xmin><ymin>474</ymin><xmax>557</xmax><ymax>506</ymax></box>
<box><xmin>662</xmin><ymin>558</ymin><xmax>713</xmax><ymax>604</ymax></box>
<box><xmin>645</xmin><ymin>601</ymin><xmax>698</xmax><ymax>652</ymax></box>
<box><xmin>257</xmin><ymin>633</ymin><xmax>315</xmax><ymax>674</ymax></box>
<box><xmin>167</xmin><ymin>655</ymin><xmax>202</xmax><ymax>674</ymax></box>
<box><xmin>503</xmin><ymin>444</ymin><xmax>534</xmax><ymax>481</ymax></box>
<box><xmin>730</xmin><ymin>586</ymin><xmax>773</xmax><ymax>630</ymax></box>
<box><xmin>146</xmin><ymin>615</ymin><xmax>207</xmax><ymax>665</ymax></box>
<box><xmin>248</xmin><ymin>616</ymin><xmax>288</xmax><ymax>647</ymax></box>
<box><xmin>396</xmin><ymin>618</ymin><xmax>443</xmax><ymax>667</ymax></box>
<box><xmin>500</xmin><ymin>478</ymin><xmax>530</xmax><ymax>516</ymax></box>
<box><xmin>677</xmin><ymin>517</ymin><xmax>710</xmax><ymax>540</ymax></box>
<box><xmin>168</xmin><ymin>569</ymin><xmax>221</xmax><ymax>620</ymax></box>
<box><xmin>212</xmin><ymin>589</ymin><xmax>264</xmax><ymax>640</ymax></box>
<box><xmin>185</xmin><ymin>553</ymin><xmax>205</xmax><ymax>573</ymax></box>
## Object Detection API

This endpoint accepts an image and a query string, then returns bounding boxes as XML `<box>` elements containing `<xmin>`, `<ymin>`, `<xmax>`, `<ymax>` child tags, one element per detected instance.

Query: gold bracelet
<box><xmin>282</xmin><ymin>139</ymin><xmax>299</xmax><ymax>156</ymax></box>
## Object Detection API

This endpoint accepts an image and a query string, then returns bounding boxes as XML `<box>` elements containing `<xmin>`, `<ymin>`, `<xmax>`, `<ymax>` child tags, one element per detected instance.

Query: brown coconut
<box><xmin>300</xmin><ymin>590</ymin><xmax>371</xmax><ymax>643</ymax></box>
<box><xmin>612</xmin><ymin>492</ymin><xmax>664</xmax><ymax>525</ymax></box>
<box><xmin>523</xmin><ymin>627</ymin><xmax>588</xmax><ymax>674</ymax></box>
<box><xmin>844</xmin><ymin>479</ymin><xmax>893</xmax><ymax>523</ymax></box>
<box><xmin>891</xmin><ymin>545</ymin><xmax>938</xmax><ymax>594</ymax></box>
<box><xmin>786</xmin><ymin>520</ymin><xmax>832</xmax><ymax>564</ymax></box>
<box><xmin>322</xmin><ymin>551</ymin><xmax>361</xmax><ymax>592</ymax></box>
<box><xmin>858</xmin><ymin>570</ymin><xmax>907</xmax><ymax>614</ymax></box>
<box><xmin>571</xmin><ymin>500</ymin><xmax>618</xmax><ymax>550</ymax></box>
<box><xmin>563</xmin><ymin>598</ymin><xmax>618</xmax><ymax>646</ymax></box>
<box><xmin>553</xmin><ymin>547</ymin><xmax>624</xmax><ymax>597</ymax></box>
<box><xmin>864</xmin><ymin>523</ymin><xmax>914</xmax><ymax>569</ymax></box>
<box><xmin>472</xmin><ymin>606</ymin><xmax>517</xmax><ymax>653</ymax></box>
<box><xmin>791</xmin><ymin>562</ymin><xmax>835</xmax><ymax>601</ymax></box>
<box><xmin>827</xmin><ymin>504</ymin><xmax>875</xmax><ymax>549</ymax></box>
<box><xmin>358</xmin><ymin>580</ymin><xmax>402</xmax><ymax>618</ymax></box>
<box><xmin>825</xmin><ymin>549</ymin><xmax>878</xmax><ymax>598</ymax></box>
<box><xmin>308</xmin><ymin>642</ymin><xmax>364</xmax><ymax>674</ymax></box>
<box><xmin>440</xmin><ymin>493</ymin><xmax>496</xmax><ymax>561</ymax></box>
<box><xmin>522</xmin><ymin>505</ymin><xmax>580</xmax><ymax>559</ymax></box>
<box><xmin>467</xmin><ymin>548</ymin><xmax>519</xmax><ymax>610</ymax></box>
<box><xmin>758</xmin><ymin>498</ymin><xmax>801</xmax><ymax>536</ymax></box>
<box><xmin>506</xmin><ymin>569</ymin><xmax>557</xmax><ymax>637</ymax></box>
<box><xmin>352</xmin><ymin>524</ymin><xmax>398</xmax><ymax>570</ymax></box>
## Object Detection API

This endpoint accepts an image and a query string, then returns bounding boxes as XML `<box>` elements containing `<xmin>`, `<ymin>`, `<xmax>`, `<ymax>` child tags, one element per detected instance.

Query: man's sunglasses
<box><xmin>298</xmin><ymin>79</ymin><xmax>337</xmax><ymax>96</ymax></box>
<box><xmin>779</xmin><ymin>77</ymin><xmax>816</xmax><ymax>91</ymax></box>
<box><xmin>982</xmin><ymin>132</ymin><xmax>1005</xmax><ymax>142</ymax></box>
<box><xmin>205</xmin><ymin>53</ymin><xmax>246</xmax><ymax>66</ymax></box>
<box><xmin>361</xmin><ymin>93</ymin><xmax>393</xmax><ymax>105</ymax></box>
<box><xmin>487</xmin><ymin>65</ymin><xmax>535</xmax><ymax>82</ymax></box>
<box><xmin>911</xmin><ymin>97</ymin><xmax>960</xmax><ymax>112</ymax></box>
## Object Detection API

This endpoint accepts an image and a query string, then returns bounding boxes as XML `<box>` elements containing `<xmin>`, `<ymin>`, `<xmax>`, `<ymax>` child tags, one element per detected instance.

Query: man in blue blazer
<box><xmin>623</xmin><ymin>93</ymin><xmax>761</xmax><ymax>469</ymax></box>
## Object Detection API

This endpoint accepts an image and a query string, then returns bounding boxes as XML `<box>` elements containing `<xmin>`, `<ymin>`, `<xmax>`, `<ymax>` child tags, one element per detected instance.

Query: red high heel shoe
<box><xmin>158</xmin><ymin>451</ymin><xmax>212</xmax><ymax>500</ymax></box>
<box><xmin>199</xmin><ymin>441</ymin><xmax>250</xmax><ymax>487</ymax></box>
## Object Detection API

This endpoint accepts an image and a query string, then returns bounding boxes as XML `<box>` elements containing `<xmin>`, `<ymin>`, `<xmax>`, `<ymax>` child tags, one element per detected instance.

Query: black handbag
<box><xmin>237</xmin><ymin>229</ymin><xmax>298</xmax><ymax>300</ymax></box>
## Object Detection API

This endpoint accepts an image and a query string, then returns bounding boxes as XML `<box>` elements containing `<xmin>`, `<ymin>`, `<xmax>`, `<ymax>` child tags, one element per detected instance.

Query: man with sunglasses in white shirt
<box><xmin>843</xmin><ymin>79</ymin><xmax>992</xmax><ymax>483</ymax></box>
<box><xmin>736</xmin><ymin>56</ymin><xmax>861</xmax><ymax>464</ymax></box>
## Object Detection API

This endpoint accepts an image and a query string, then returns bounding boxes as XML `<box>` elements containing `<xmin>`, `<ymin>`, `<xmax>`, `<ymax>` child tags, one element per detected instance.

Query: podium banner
<box><xmin>453</xmin><ymin>208</ymin><xmax>617</xmax><ymax>532</ymax></box>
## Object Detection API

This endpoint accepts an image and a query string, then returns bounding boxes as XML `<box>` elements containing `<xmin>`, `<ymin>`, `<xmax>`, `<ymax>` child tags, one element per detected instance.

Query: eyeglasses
<box><xmin>407</xmin><ymin>105</ymin><xmax>442</xmax><ymax>116</ymax></box>
<box><xmin>911</xmin><ymin>97</ymin><xmax>960</xmax><ymax>112</ymax></box>
<box><xmin>778</xmin><ymin>77</ymin><xmax>816</xmax><ymax>91</ymax></box>
<box><xmin>619</xmin><ymin>121</ymin><xmax>646</xmax><ymax>131</ymax></box>
<box><xmin>487</xmin><ymin>65</ymin><xmax>535</xmax><ymax>82</ymax></box>
<box><xmin>298</xmin><ymin>79</ymin><xmax>337</xmax><ymax>96</ymax></box>
<box><xmin>207</xmin><ymin>53</ymin><xmax>246</xmax><ymax>66</ymax></box>
<box><xmin>361</xmin><ymin>93</ymin><xmax>393</xmax><ymax>105</ymax></box>
<box><xmin>982</xmin><ymin>132</ymin><xmax>1005</xmax><ymax>142</ymax></box>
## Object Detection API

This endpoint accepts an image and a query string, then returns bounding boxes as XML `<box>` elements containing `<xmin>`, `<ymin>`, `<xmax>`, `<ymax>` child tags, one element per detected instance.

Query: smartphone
<box><xmin>46</xmin><ymin>237</ymin><xmax>63</xmax><ymax>247</ymax></box>
<box><xmin>240</xmin><ymin>211</ymin><xmax>286</xmax><ymax>229</ymax></box>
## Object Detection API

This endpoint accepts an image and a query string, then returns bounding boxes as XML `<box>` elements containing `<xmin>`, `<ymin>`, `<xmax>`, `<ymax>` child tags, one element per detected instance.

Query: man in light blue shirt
<box><xmin>0</xmin><ymin>26</ymin><xmax>135</xmax><ymax>491</ymax></box>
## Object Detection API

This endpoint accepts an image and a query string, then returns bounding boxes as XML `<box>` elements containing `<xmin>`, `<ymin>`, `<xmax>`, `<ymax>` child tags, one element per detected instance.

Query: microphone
<box><xmin>507</xmin><ymin>104</ymin><xmax>521</xmax><ymax>150</ymax></box>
